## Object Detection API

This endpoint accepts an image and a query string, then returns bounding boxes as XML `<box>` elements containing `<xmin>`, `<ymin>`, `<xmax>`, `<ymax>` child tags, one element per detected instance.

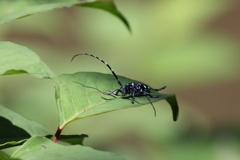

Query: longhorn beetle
<box><xmin>71</xmin><ymin>53</ymin><xmax>166</xmax><ymax>117</ymax></box>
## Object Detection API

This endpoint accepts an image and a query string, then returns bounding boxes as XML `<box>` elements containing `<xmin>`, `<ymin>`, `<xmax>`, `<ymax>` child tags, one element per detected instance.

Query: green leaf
<box><xmin>0</xmin><ymin>41</ymin><xmax>55</xmax><ymax>79</ymax></box>
<box><xmin>165</xmin><ymin>94</ymin><xmax>179</xmax><ymax>121</ymax></box>
<box><xmin>54</xmin><ymin>72</ymin><xmax>179</xmax><ymax>128</ymax></box>
<box><xmin>78</xmin><ymin>1</ymin><xmax>131</xmax><ymax>32</ymax></box>
<box><xmin>58</xmin><ymin>134</ymin><xmax>88</xmax><ymax>145</ymax></box>
<box><xmin>11</xmin><ymin>136</ymin><xmax>126</xmax><ymax>160</ymax></box>
<box><xmin>0</xmin><ymin>105</ymin><xmax>52</xmax><ymax>149</ymax></box>
<box><xmin>0</xmin><ymin>0</ymin><xmax>80</xmax><ymax>25</ymax></box>
<box><xmin>46</xmin><ymin>134</ymin><xmax>88</xmax><ymax>145</ymax></box>
<box><xmin>0</xmin><ymin>0</ymin><xmax>130</xmax><ymax>32</ymax></box>
<box><xmin>0</xmin><ymin>151</ymin><xmax>14</xmax><ymax>160</ymax></box>
<box><xmin>0</xmin><ymin>117</ymin><xmax>30</xmax><ymax>150</ymax></box>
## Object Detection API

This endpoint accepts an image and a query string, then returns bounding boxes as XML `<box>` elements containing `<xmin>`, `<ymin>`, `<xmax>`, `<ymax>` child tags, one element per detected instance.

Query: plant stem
<box><xmin>52</xmin><ymin>127</ymin><xmax>63</xmax><ymax>142</ymax></box>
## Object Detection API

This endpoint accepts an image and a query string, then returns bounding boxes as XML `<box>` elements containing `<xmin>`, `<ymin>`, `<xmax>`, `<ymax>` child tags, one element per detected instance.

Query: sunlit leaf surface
<box><xmin>54</xmin><ymin>72</ymin><xmax>178</xmax><ymax>127</ymax></box>
<box><xmin>0</xmin><ymin>0</ymin><xmax>130</xmax><ymax>31</ymax></box>
<box><xmin>0</xmin><ymin>41</ymin><xmax>55</xmax><ymax>79</ymax></box>
<box><xmin>11</xmin><ymin>136</ymin><xmax>126</xmax><ymax>160</ymax></box>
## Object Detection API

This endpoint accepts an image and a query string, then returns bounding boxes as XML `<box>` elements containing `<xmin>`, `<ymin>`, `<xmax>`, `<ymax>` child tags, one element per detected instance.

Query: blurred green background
<box><xmin>1</xmin><ymin>0</ymin><xmax>240</xmax><ymax>159</ymax></box>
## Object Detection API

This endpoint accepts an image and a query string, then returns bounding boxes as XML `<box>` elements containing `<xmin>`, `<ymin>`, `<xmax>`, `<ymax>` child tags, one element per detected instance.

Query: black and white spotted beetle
<box><xmin>71</xmin><ymin>53</ymin><xmax>166</xmax><ymax>117</ymax></box>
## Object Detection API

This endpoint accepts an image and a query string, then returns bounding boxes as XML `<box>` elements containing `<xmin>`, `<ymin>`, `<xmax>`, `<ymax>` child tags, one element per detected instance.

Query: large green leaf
<box><xmin>0</xmin><ymin>41</ymin><xmax>55</xmax><ymax>79</ymax></box>
<box><xmin>0</xmin><ymin>105</ymin><xmax>52</xmax><ymax>149</ymax></box>
<box><xmin>54</xmin><ymin>72</ymin><xmax>179</xmax><ymax>128</ymax></box>
<box><xmin>0</xmin><ymin>0</ymin><xmax>130</xmax><ymax>31</ymax></box>
<box><xmin>0</xmin><ymin>0</ymin><xmax>82</xmax><ymax>25</ymax></box>
<box><xmin>11</xmin><ymin>136</ymin><xmax>126</xmax><ymax>160</ymax></box>
<box><xmin>0</xmin><ymin>152</ymin><xmax>14</xmax><ymax>160</ymax></box>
